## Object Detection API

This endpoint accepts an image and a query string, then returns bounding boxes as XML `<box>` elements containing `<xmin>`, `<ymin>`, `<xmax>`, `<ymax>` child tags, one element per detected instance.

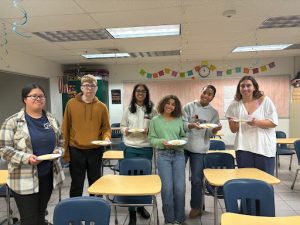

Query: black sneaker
<box><xmin>137</xmin><ymin>207</ymin><xmax>150</xmax><ymax>219</ymax></box>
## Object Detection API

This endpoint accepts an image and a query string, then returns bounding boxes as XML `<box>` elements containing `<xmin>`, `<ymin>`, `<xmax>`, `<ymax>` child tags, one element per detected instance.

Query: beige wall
<box><xmin>107</xmin><ymin>57</ymin><xmax>294</xmax><ymax>145</ymax></box>
<box><xmin>289</xmin><ymin>56</ymin><xmax>300</xmax><ymax>138</ymax></box>
<box><xmin>0</xmin><ymin>49</ymin><xmax>63</xmax><ymax>122</ymax></box>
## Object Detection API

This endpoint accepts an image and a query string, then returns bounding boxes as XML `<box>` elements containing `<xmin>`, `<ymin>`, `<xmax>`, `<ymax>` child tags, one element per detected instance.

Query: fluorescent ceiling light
<box><xmin>106</xmin><ymin>24</ymin><xmax>180</xmax><ymax>38</ymax></box>
<box><xmin>82</xmin><ymin>53</ymin><xmax>130</xmax><ymax>59</ymax></box>
<box><xmin>232</xmin><ymin>44</ymin><xmax>292</xmax><ymax>52</ymax></box>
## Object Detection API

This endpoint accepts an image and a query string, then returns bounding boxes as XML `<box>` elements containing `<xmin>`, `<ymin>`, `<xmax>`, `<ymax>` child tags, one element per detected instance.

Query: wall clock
<box><xmin>198</xmin><ymin>66</ymin><xmax>210</xmax><ymax>77</ymax></box>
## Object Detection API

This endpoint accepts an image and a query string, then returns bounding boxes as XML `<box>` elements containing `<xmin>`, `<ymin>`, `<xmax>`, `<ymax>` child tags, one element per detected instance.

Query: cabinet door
<box><xmin>97</xmin><ymin>80</ymin><xmax>109</xmax><ymax>109</ymax></box>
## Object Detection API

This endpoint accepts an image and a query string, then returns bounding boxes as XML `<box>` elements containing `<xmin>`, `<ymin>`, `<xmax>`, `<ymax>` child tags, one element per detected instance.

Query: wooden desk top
<box><xmin>0</xmin><ymin>170</ymin><xmax>8</xmax><ymax>185</ymax></box>
<box><xmin>276</xmin><ymin>138</ymin><xmax>299</xmax><ymax>144</ymax></box>
<box><xmin>88</xmin><ymin>174</ymin><xmax>161</xmax><ymax>196</ymax></box>
<box><xmin>208</xmin><ymin>150</ymin><xmax>236</xmax><ymax>158</ymax></box>
<box><xmin>204</xmin><ymin>168</ymin><xmax>280</xmax><ymax>186</ymax></box>
<box><xmin>103</xmin><ymin>150</ymin><xmax>124</xmax><ymax>159</ymax></box>
<box><xmin>221</xmin><ymin>213</ymin><xmax>300</xmax><ymax>225</ymax></box>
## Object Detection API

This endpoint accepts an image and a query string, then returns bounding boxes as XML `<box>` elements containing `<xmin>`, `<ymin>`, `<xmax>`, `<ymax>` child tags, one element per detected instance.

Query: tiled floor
<box><xmin>1</xmin><ymin>153</ymin><xmax>300</xmax><ymax>225</ymax></box>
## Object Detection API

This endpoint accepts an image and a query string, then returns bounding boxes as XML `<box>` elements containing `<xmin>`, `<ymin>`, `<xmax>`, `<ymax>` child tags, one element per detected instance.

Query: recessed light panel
<box><xmin>106</xmin><ymin>24</ymin><xmax>180</xmax><ymax>38</ymax></box>
<box><xmin>232</xmin><ymin>44</ymin><xmax>292</xmax><ymax>52</ymax></box>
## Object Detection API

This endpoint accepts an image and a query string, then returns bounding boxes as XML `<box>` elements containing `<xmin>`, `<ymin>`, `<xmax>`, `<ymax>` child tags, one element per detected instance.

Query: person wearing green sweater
<box><xmin>148</xmin><ymin>95</ymin><xmax>186</xmax><ymax>225</ymax></box>
<box><xmin>62</xmin><ymin>74</ymin><xmax>111</xmax><ymax>197</ymax></box>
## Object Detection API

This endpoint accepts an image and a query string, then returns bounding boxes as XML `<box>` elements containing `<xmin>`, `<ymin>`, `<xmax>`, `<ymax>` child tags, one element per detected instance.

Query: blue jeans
<box><xmin>185</xmin><ymin>150</ymin><xmax>205</xmax><ymax>210</ymax></box>
<box><xmin>236</xmin><ymin>150</ymin><xmax>275</xmax><ymax>175</ymax></box>
<box><xmin>157</xmin><ymin>150</ymin><xmax>186</xmax><ymax>223</ymax></box>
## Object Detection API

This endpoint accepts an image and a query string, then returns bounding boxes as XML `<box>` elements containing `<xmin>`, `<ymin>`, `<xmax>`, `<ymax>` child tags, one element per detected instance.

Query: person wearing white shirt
<box><xmin>225</xmin><ymin>75</ymin><xmax>278</xmax><ymax>175</ymax></box>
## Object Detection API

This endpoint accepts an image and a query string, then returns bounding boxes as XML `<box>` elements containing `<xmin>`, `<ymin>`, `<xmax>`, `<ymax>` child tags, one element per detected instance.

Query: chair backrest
<box><xmin>53</xmin><ymin>196</ymin><xmax>111</xmax><ymax>225</ymax></box>
<box><xmin>119</xmin><ymin>158</ymin><xmax>152</xmax><ymax>175</ymax></box>
<box><xmin>111</xmin><ymin>123</ymin><xmax>122</xmax><ymax>138</ymax></box>
<box><xmin>276</xmin><ymin>131</ymin><xmax>288</xmax><ymax>149</ymax></box>
<box><xmin>209</xmin><ymin>140</ymin><xmax>226</xmax><ymax>150</ymax></box>
<box><xmin>294</xmin><ymin>140</ymin><xmax>300</xmax><ymax>165</ymax></box>
<box><xmin>223</xmin><ymin>179</ymin><xmax>275</xmax><ymax>217</ymax></box>
<box><xmin>204</xmin><ymin>153</ymin><xmax>235</xmax><ymax>169</ymax></box>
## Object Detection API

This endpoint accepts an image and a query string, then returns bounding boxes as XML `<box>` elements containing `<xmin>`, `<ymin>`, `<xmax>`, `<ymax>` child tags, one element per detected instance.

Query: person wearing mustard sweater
<box><xmin>62</xmin><ymin>74</ymin><xmax>111</xmax><ymax>197</ymax></box>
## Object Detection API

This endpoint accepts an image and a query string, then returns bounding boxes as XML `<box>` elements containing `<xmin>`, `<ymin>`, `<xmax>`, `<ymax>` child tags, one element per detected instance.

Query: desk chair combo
<box><xmin>112</xmin><ymin>158</ymin><xmax>154</xmax><ymax>225</ymax></box>
<box><xmin>102</xmin><ymin>141</ymin><xmax>126</xmax><ymax>175</ymax></box>
<box><xmin>223</xmin><ymin>179</ymin><xmax>275</xmax><ymax>216</ymax></box>
<box><xmin>53</xmin><ymin>196</ymin><xmax>111</xmax><ymax>225</ymax></box>
<box><xmin>202</xmin><ymin>153</ymin><xmax>235</xmax><ymax>213</ymax></box>
<box><xmin>276</xmin><ymin>131</ymin><xmax>295</xmax><ymax>171</ymax></box>
<box><xmin>291</xmin><ymin>140</ymin><xmax>300</xmax><ymax>190</ymax></box>
<box><xmin>111</xmin><ymin>123</ymin><xmax>122</xmax><ymax>140</ymax></box>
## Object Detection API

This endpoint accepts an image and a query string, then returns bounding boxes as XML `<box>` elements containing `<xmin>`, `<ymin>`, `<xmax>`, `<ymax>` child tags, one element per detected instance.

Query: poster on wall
<box><xmin>111</xmin><ymin>89</ymin><xmax>121</xmax><ymax>104</ymax></box>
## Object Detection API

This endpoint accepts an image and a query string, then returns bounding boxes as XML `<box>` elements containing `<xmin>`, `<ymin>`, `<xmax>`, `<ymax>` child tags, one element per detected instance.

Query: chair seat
<box><xmin>277</xmin><ymin>148</ymin><xmax>295</xmax><ymax>155</ymax></box>
<box><xmin>113</xmin><ymin>195</ymin><xmax>152</xmax><ymax>204</ymax></box>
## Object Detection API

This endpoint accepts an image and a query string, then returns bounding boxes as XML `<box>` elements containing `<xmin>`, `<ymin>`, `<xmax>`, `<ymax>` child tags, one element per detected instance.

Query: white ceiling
<box><xmin>0</xmin><ymin>0</ymin><xmax>300</xmax><ymax>65</ymax></box>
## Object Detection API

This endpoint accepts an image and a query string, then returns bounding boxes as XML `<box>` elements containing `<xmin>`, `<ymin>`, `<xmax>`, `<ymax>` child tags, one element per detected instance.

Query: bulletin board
<box><xmin>124</xmin><ymin>76</ymin><xmax>289</xmax><ymax>118</ymax></box>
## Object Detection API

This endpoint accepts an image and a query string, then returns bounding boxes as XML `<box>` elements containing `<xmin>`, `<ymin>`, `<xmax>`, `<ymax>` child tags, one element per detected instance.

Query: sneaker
<box><xmin>137</xmin><ymin>206</ymin><xmax>150</xmax><ymax>219</ymax></box>
<box><xmin>189</xmin><ymin>208</ymin><xmax>202</xmax><ymax>219</ymax></box>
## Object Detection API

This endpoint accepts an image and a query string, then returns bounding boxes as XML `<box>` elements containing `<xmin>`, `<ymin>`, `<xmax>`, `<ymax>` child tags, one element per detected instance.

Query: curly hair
<box><xmin>234</xmin><ymin>75</ymin><xmax>264</xmax><ymax>101</ymax></box>
<box><xmin>157</xmin><ymin>95</ymin><xmax>182</xmax><ymax>118</ymax></box>
<box><xmin>129</xmin><ymin>83</ymin><xmax>154</xmax><ymax>114</ymax></box>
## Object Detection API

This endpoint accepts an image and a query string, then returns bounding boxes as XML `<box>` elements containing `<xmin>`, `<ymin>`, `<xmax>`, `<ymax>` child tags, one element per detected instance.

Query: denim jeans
<box><xmin>184</xmin><ymin>151</ymin><xmax>205</xmax><ymax>209</ymax></box>
<box><xmin>236</xmin><ymin>150</ymin><xmax>275</xmax><ymax>175</ymax></box>
<box><xmin>157</xmin><ymin>150</ymin><xmax>186</xmax><ymax>223</ymax></box>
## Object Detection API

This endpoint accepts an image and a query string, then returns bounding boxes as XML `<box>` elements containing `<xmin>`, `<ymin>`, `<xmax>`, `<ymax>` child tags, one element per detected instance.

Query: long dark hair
<box><xmin>157</xmin><ymin>95</ymin><xmax>182</xmax><ymax>118</ymax></box>
<box><xmin>235</xmin><ymin>76</ymin><xmax>264</xmax><ymax>101</ymax></box>
<box><xmin>129</xmin><ymin>83</ymin><xmax>154</xmax><ymax>114</ymax></box>
<box><xmin>21</xmin><ymin>83</ymin><xmax>46</xmax><ymax>103</ymax></box>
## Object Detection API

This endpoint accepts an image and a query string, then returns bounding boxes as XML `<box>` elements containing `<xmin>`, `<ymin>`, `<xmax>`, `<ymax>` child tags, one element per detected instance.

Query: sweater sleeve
<box><xmin>148</xmin><ymin>117</ymin><xmax>165</xmax><ymax>149</ymax></box>
<box><xmin>120</xmin><ymin>107</ymin><xmax>129</xmax><ymax>134</ymax></box>
<box><xmin>61</xmin><ymin>102</ymin><xmax>71</xmax><ymax>162</ymax></box>
<box><xmin>101</xmin><ymin>104</ymin><xmax>112</xmax><ymax>140</ymax></box>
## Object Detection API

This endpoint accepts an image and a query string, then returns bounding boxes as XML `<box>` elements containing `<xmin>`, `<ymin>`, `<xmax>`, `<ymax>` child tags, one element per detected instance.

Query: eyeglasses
<box><xmin>136</xmin><ymin>90</ymin><xmax>147</xmax><ymax>93</ymax></box>
<box><xmin>82</xmin><ymin>84</ymin><xmax>97</xmax><ymax>89</ymax></box>
<box><xmin>26</xmin><ymin>95</ymin><xmax>46</xmax><ymax>101</ymax></box>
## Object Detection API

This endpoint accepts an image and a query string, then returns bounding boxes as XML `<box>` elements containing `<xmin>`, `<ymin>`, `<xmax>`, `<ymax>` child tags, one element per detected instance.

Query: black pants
<box><xmin>69</xmin><ymin>146</ymin><xmax>104</xmax><ymax>197</ymax></box>
<box><xmin>12</xmin><ymin>173</ymin><xmax>53</xmax><ymax>225</ymax></box>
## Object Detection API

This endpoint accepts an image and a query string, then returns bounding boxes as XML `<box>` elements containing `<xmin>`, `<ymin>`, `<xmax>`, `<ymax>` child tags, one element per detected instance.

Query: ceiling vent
<box><xmin>96</xmin><ymin>48</ymin><xmax>121</xmax><ymax>54</ymax></box>
<box><xmin>33</xmin><ymin>29</ymin><xmax>112</xmax><ymax>42</ymax></box>
<box><xmin>129</xmin><ymin>50</ymin><xmax>180</xmax><ymax>58</ymax></box>
<box><xmin>259</xmin><ymin>15</ymin><xmax>300</xmax><ymax>29</ymax></box>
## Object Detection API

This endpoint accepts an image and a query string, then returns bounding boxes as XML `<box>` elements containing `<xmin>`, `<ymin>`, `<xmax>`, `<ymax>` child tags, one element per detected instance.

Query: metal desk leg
<box><xmin>153</xmin><ymin>196</ymin><xmax>159</xmax><ymax>225</ymax></box>
<box><xmin>275</xmin><ymin>154</ymin><xmax>278</xmax><ymax>177</ymax></box>
<box><xmin>6</xmin><ymin>185</ymin><xmax>11</xmax><ymax>225</ymax></box>
<box><xmin>214</xmin><ymin>187</ymin><xmax>218</xmax><ymax>225</ymax></box>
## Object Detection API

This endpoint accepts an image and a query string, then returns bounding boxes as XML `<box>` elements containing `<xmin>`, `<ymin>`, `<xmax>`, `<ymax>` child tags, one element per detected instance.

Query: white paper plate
<box><xmin>91</xmin><ymin>140</ymin><xmax>112</xmax><ymax>146</ymax></box>
<box><xmin>128</xmin><ymin>128</ymin><xmax>144</xmax><ymax>133</ymax></box>
<box><xmin>199</xmin><ymin>123</ymin><xmax>219</xmax><ymax>128</ymax></box>
<box><xmin>167</xmin><ymin>140</ymin><xmax>187</xmax><ymax>146</ymax></box>
<box><xmin>37</xmin><ymin>153</ymin><xmax>61</xmax><ymax>161</ymax></box>
<box><xmin>232</xmin><ymin>119</ymin><xmax>251</xmax><ymax>123</ymax></box>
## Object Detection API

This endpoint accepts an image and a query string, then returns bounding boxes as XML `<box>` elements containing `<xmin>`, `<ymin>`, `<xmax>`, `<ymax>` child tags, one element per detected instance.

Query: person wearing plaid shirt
<box><xmin>0</xmin><ymin>83</ymin><xmax>65</xmax><ymax>225</ymax></box>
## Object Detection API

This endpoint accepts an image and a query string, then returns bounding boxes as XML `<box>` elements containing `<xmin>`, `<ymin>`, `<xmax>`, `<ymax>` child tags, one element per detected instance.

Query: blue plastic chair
<box><xmin>203</xmin><ymin>153</ymin><xmax>235</xmax><ymax>212</ymax></box>
<box><xmin>113</xmin><ymin>158</ymin><xmax>152</xmax><ymax>224</ymax></box>
<box><xmin>291</xmin><ymin>140</ymin><xmax>300</xmax><ymax>190</ymax></box>
<box><xmin>53</xmin><ymin>196</ymin><xmax>111</xmax><ymax>225</ymax></box>
<box><xmin>111</xmin><ymin>123</ymin><xmax>122</xmax><ymax>140</ymax></box>
<box><xmin>276</xmin><ymin>131</ymin><xmax>295</xmax><ymax>170</ymax></box>
<box><xmin>223</xmin><ymin>179</ymin><xmax>275</xmax><ymax>216</ymax></box>
<box><xmin>209</xmin><ymin>140</ymin><xmax>226</xmax><ymax>150</ymax></box>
